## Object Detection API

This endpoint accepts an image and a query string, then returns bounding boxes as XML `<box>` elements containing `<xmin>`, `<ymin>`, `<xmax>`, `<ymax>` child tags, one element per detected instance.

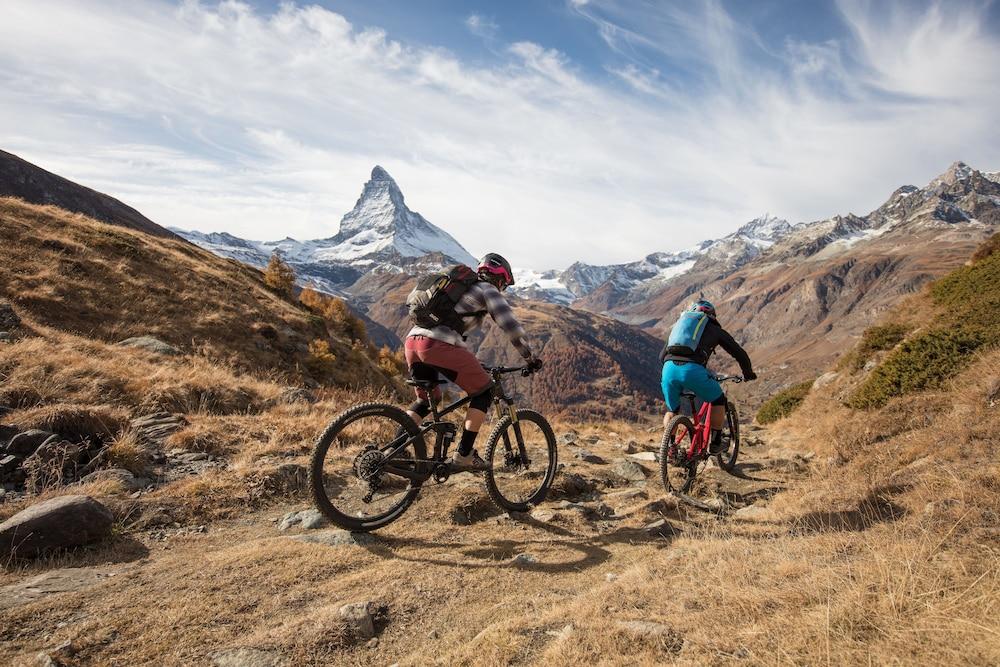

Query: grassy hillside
<box><xmin>848</xmin><ymin>232</ymin><xmax>1000</xmax><ymax>408</ymax></box>
<box><xmin>0</xmin><ymin>197</ymin><xmax>398</xmax><ymax>392</ymax></box>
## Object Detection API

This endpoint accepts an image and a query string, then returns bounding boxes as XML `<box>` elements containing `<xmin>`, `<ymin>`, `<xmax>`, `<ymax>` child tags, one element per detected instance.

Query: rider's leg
<box><xmin>708</xmin><ymin>395</ymin><xmax>728</xmax><ymax>452</ymax></box>
<box><xmin>661</xmin><ymin>361</ymin><xmax>682</xmax><ymax>428</ymax></box>
<box><xmin>458</xmin><ymin>389</ymin><xmax>493</xmax><ymax>455</ymax></box>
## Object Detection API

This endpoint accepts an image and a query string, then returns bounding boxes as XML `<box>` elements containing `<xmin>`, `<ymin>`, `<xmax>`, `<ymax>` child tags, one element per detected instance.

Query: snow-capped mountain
<box><xmin>512</xmin><ymin>214</ymin><xmax>790</xmax><ymax>305</ymax></box>
<box><xmin>173</xmin><ymin>166</ymin><xmax>474</xmax><ymax>293</ymax></box>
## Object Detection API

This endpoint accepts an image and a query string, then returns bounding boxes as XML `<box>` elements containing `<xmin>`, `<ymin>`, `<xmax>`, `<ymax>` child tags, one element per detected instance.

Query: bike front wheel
<box><xmin>483</xmin><ymin>409</ymin><xmax>558</xmax><ymax>512</ymax></box>
<box><xmin>715</xmin><ymin>401</ymin><xmax>740</xmax><ymax>471</ymax></box>
<box><xmin>309</xmin><ymin>402</ymin><xmax>426</xmax><ymax>532</ymax></box>
<box><xmin>660</xmin><ymin>415</ymin><xmax>697</xmax><ymax>495</ymax></box>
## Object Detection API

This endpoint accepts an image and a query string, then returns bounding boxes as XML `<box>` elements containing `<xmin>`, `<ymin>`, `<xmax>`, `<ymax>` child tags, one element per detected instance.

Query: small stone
<box><xmin>733</xmin><ymin>505</ymin><xmax>776</xmax><ymax>522</ymax></box>
<box><xmin>211</xmin><ymin>647</ymin><xmax>286</xmax><ymax>667</ymax></box>
<box><xmin>278</xmin><ymin>511</ymin><xmax>303</xmax><ymax>531</ymax></box>
<box><xmin>605</xmin><ymin>573</ymin><xmax>618</xmax><ymax>582</ymax></box>
<box><xmin>627</xmin><ymin>452</ymin><xmax>657</xmax><ymax>462</ymax></box>
<box><xmin>117</xmin><ymin>336</ymin><xmax>181</xmax><ymax>356</ymax></box>
<box><xmin>530</xmin><ymin>509</ymin><xmax>555</xmax><ymax>522</ymax></box>
<box><xmin>573</xmin><ymin>449</ymin><xmax>605</xmax><ymax>464</ymax></box>
<box><xmin>178</xmin><ymin>452</ymin><xmax>209</xmax><ymax>462</ymax></box>
<box><xmin>581</xmin><ymin>434</ymin><xmax>600</xmax><ymax>445</ymax></box>
<box><xmin>510</xmin><ymin>553</ymin><xmax>537</xmax><ymax>565</ymax></box>
<box><xmin>366</xmin><ymin>638</ymin><xmax>379</xmax><ymax>648</ymax></box>
<box><xmin>297</xmin><ymin>510</ymin><xmax>328</xmax><ymax>530</ymax></box>
<box><xmin>0</xmin><ymin>332</ymin><xmax>10</xmax><ymax>342</ymax></box>
<box><xmin>812</xmin><ymin>371</ymin><xmax>839</xmax><ymax>389</ymax></box>
<box><xmin>545</xmin><ymin>623</ymin><xmax>574</xmax><ymax>640</ymax></box>
<box><xmin>339</xmin><ymin>601</ymin><xmax>376</xmax><ymax>639</ymax></box>
<box><xmin>623</xmin><ymin>440</ymin><xmax>639</xmax><ymax>454</ymax></box>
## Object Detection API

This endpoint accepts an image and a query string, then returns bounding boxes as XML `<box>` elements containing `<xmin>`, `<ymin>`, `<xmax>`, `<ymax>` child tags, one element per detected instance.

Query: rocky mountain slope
<box><xmin>0</xmin><ymin>149</ymin><xmax>179</xmax><ymax>240</ymax></box>
<box><xmin>599</xmin><ymin>162</ymin><xmax>999</xmax><ymax>386</ymax></box>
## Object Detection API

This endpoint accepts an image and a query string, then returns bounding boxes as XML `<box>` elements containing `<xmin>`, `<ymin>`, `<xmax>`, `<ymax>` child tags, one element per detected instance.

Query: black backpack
<box><xmin>406</xmin><ymin>265</ymin><xmax>485</xmax><ymax>334</ymax></box>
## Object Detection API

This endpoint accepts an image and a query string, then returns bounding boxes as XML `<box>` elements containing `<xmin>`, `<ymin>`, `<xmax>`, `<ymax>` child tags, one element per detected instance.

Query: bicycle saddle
<box><xmin>406</xmin><ymin>362</ymin><xmax>443</xmax><ymax>389</ymax></box>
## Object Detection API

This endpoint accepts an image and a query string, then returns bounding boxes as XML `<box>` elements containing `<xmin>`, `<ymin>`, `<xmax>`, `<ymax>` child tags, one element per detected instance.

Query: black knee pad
<box><xmin>408</xmin><ymin>399</ymin><xmax>431</xmax><ymax>417</ymax></box>
<box><xmin>468</xmin><ymin>385</ymin><xmax>494</xmax><ymax>412</ymax></box>
<box><xmin>711</xmin><ymin>393</ymin><xmax>728</xmax><ymax>407</ymax></box>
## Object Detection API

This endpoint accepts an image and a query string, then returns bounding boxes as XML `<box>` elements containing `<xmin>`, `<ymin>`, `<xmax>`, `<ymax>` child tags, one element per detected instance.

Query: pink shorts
<box><xmin>404</xmin><ymin>336</ymin><xmax>492</xmax><ymax>399</ymax></box>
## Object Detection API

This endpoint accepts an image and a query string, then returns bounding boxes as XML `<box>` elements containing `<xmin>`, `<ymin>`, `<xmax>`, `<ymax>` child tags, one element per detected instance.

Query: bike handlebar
<box><xmin>483</xmin><ymin>364</ymin><xmax>536</xmax><ymax>377</ymax></box>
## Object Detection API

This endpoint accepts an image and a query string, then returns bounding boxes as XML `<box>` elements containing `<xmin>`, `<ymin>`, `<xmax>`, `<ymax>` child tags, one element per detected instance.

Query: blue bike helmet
<box><xmin>690</xmin><ymin>299</ymin><xmax>717</xmax><ymax>319</ymax></box>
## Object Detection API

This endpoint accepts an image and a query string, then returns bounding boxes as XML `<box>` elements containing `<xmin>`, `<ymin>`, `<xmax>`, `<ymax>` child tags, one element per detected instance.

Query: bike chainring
<box><xmin>432</xmin><ymin>463</ymin><xmax>451</xmax><ymax>484</ymax></box>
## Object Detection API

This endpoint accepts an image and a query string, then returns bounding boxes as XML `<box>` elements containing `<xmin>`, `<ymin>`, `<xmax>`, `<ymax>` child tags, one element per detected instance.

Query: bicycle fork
<box><xmin>495</xmin><ymin>396</ymin><xmax>531</xmax><ymax>467</ymax></box>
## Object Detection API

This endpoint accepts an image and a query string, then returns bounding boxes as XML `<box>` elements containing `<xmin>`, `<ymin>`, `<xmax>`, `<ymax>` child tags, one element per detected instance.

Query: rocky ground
<box><xmin>0</xmin><ymin>423</ymin><xmax>834</xmax><ymax>666</ymax></box>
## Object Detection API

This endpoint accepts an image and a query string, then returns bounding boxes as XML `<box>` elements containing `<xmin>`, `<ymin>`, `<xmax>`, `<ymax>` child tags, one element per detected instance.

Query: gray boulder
<box><xmin>0</xmin><ymin>495</ymin><xmax>114</xmax><ymax>558</ymax></box>
<box><xmin>292</xmin><ymin>529</ymin><xmax>375</xmax><ymax>548</ymax></box>
<box><xmin>6</xmin><ymin>429</ymin><xmax>55</xmax><ymax>456</ymax></box>
<box><xmin>117</xmin><ymin>336</ymin><xmax>180</xmax><ymax>356</ymax></box>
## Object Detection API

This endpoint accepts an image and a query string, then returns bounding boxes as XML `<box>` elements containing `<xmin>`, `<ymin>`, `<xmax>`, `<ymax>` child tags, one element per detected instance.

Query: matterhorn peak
<box><xmin>370</xmin><ymin>165</ymin><xmax>395</xmax><ymax>183</ymax></box>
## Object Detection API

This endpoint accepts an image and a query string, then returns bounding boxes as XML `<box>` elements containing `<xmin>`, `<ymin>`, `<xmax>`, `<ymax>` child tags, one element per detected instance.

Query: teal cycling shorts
<box><xmin>661</xmin><ymin>361</ymin><xmax>724</xmax><ymax>412</ymax></box>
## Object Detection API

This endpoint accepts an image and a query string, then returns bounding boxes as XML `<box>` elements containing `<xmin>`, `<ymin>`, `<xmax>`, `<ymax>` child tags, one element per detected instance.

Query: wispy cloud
<box><xmin>0</xmin><ymin>0</ymin><xmax>997</xmax><ymax>269</ymax></box>
<box><xmin>465</xmin><ymin>14</ymin><xmax>499</xmax><ymax>40</ymax></box>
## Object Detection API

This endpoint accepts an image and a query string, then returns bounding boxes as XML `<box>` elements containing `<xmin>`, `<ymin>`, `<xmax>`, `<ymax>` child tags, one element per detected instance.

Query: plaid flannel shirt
<box><xmin>407</xmin><ymin>282</ymin><xmax>532</xmax><ymax>359</ymax></box>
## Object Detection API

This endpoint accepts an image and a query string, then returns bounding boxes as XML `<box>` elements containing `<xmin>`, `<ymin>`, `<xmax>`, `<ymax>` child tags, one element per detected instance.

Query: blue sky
<box><xmin>2</xmin><ymin>0</ymin><xmax>999</xmax><ymax>268</ymax></box>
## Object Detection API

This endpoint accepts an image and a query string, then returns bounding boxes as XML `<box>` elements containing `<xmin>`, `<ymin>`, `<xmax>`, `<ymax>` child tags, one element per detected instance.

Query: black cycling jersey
<box><xmin>659</xmin><ymin>317</ymin><xmax>754</xmax><ymax>377</ymax></box>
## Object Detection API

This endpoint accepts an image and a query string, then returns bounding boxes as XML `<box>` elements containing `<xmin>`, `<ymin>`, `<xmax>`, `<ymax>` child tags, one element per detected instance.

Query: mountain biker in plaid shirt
<box><xmin>405</xmin><ymin>253</ymin><xmax>542</xmax><ymax>472</ymax></box>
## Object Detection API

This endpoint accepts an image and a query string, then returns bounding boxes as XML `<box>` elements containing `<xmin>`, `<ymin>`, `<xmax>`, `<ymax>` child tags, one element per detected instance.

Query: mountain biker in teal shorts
<box><xmin>659</xmin><ymin>300</ymin><xmax>757</xmax><ymax>453</ymax></box>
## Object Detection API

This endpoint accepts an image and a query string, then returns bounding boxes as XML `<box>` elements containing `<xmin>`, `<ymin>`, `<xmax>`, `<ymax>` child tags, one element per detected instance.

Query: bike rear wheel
<box><xmin>659</xmin><ymin>415</ymin><xmax>697</xmax><ymax>495</ymax></box>
<box><xmin>483</xmin><ymin>409</ymin><xmax>557</xmax><ymax>512</ymax></box>
<box><xmin>715</xmin><ymin>401</ymin><xmax>740</xmax><ymax>471</ymax></box>
<box><xmin>309</xmin><ymin>403</ymin><xmax>426</xmax><ymax>532</ymax></box>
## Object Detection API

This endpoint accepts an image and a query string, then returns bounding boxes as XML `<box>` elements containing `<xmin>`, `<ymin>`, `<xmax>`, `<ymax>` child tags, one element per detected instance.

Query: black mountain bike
<box><xmin>309</xmin><ymin>365</ymin><xmax>558</xmax><ymax>532</ymax></box>
<box><xmin>659</xmin><ymin>375</ymin><xmax>742</xmax><ymax>500</ymax></box>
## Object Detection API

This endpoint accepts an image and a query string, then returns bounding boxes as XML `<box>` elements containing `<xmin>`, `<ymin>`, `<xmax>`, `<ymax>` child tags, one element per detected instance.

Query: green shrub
<box><xmin>848</xmin><ymin>329</ymin><xmax>984</xmax><ymax>409</ymax></box>
<box><xmin>846</xmin><ymin>322</ymin><xmax>911</xmax><ymax>371</ymax></box>
<box><xmin>756</xmin><ymin>381</ymin><xmax>813</xmax><ymax>424</ymax></box>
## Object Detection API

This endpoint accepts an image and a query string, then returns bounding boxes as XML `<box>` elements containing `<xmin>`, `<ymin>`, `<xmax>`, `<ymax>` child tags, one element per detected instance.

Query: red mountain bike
<box><xmin>659</xmin><ymin>374</ymin><xmax>742</xmax><ymax>499</ymax></box>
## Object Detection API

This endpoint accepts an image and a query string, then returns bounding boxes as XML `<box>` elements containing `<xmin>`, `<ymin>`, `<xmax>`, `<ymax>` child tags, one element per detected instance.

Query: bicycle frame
<box><xmin>379</xmin><ymin>366</ymin><xmax>530</xmax><ymax>482</ymax></box>
<box><xmin>675</xmin><ymin>375</ymin><xmax>742</xmax><ymax>460</ymax></box>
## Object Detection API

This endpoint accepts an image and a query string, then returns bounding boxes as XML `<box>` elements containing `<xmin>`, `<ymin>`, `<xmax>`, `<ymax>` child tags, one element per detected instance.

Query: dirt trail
<box><xmin>1</xmin><ymin>427</ymin><xmax>827</xmax><ymax>665</ymax></box>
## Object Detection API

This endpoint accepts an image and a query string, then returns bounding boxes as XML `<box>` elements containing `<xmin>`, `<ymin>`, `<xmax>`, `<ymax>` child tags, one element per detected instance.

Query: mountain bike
<box><xmin>309</xmin><ymin>365</ymin><xmax>557</xmax><ymax>532</ymax></box>
<box><xmin>659</xmin><ymin>375</ymin><xmax>742</xmax><ymax>501</ymax></box>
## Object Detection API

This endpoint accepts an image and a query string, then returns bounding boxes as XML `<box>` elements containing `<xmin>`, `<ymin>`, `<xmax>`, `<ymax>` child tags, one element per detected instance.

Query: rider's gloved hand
<box><xmin>526</xmin><ymin>356</ymin><xmax>543</xmax><ymax>373</ymax></box>
<box><xmin>744</xmin><ymin>370</ymin><xmax>757</xmax><ymax>381</ymax></box>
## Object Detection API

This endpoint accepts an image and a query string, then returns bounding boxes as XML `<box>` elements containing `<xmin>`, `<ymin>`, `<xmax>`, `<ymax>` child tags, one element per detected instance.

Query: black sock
<box><xmin>458</xmin><ymin>429</ymin><xmax>478</xmax><ymax>456</ymax></box>
<box><xmin>711</xmin><ymin>429</ymin><xmax>723</xmax><ymax>446</ymax></box>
